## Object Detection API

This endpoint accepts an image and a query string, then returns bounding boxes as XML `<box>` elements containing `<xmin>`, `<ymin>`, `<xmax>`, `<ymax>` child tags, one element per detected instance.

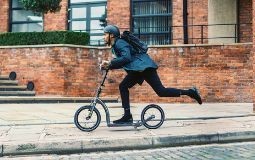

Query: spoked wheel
<box><xmin>74</xmin><ymin>105</ymin><xmax>101</xmax><ymax>132</ymax></box>
<box><xmin>141</xmin><ymin>104</ymin><xmax>165</xmax><ymax>129</ymax></box>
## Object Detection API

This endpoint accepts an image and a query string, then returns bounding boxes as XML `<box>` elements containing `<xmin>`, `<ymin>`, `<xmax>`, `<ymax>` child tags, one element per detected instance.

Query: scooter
<box><xmin>74</xmin><ymin>69</ymin><xmax>165</xmax><ymax>132</ymax></box>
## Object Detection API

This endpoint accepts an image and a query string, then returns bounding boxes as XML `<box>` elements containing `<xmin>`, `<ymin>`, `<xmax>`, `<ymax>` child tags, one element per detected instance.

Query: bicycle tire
<box><xmin>74</xmin><ymin>105</ymin><xmax>101</xmax><ymax>132</ymax></box>
<box><xmin>141</xmin><ymin>104</ymin><xmax>165</xmax><ymax>129</ymax></box>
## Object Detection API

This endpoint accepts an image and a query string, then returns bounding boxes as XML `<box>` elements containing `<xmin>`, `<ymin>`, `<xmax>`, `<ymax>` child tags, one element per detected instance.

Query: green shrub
<box><xmin>0</xmin><ymin>31</ymin><xmax>90</xmax><ymax>46</ymax></box>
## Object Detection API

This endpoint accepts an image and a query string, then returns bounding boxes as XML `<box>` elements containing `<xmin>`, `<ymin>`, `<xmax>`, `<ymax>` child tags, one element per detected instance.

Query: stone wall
<box><xmin>0</xmin><ymin>44</ymin><xmax>252</xmax><ymax>103</ymax></box>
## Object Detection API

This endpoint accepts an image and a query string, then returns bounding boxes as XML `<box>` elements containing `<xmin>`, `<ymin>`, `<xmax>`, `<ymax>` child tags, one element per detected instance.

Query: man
<box><xmin>101</xmin><ymin>25</ymin><xmax>202</xmax><ymax>124</ymax></box>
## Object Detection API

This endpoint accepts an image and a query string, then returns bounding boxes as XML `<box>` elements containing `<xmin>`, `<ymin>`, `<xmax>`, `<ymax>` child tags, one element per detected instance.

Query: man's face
<box><xmin>103</xmin><ymin>32</ymin><xmax>110</xmax><ymax>45</ymax></box>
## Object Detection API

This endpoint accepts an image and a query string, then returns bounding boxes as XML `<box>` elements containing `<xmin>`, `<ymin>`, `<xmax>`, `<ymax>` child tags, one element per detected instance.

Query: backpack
<box><xmin>121</xmin><ymin>31</ymin><xmax>148</xmax><ymax>54</ymax></box>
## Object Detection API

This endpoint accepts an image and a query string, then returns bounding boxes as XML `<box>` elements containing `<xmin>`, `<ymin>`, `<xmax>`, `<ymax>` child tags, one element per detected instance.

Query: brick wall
<box><xmin>239</xmin><ymin>0</ymin><xmax>252</xmax><ymax>43</ymax></box>
<box><xmin>0</xmin><ymin>0</ymin><xmax>9</xmax><ymax>32</ymax></box>
<box><xmin>107</xmin><ymin>0</ymin><xmax>131</xmax><ymax>31</ymax></box>
<box><xmin>253</xmin><ymin>0</ymin><xmax>255</xmax><ymax>111</ymax></box>
<box><xmin>0</xmin><ymin>46</ymin><xmax>109</xmax><ymax>96</ymax></box>
<box><xmin>44</xmin><ymin>0</ymin><xmax>68</xmax><ymax>31</ymax></box>
<box><xmin>187</xmin><ymin>0</ymin><xmax>208</xmax><ymax>44</ymax></box>
<box><xmin>172</xmin><ymin>0</ymin><xmax>184</xmax><ymax>44</ymax></box>
<box><xmin>0</xmin><ymin>44</ymin><xmax>252</xmax><ymax>103</ymax></box>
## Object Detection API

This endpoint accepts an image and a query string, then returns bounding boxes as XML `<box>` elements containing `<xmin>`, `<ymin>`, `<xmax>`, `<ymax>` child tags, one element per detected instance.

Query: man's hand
<box><xmin>100</xmin><ymin>60</ymin><xmax>110</xmax><ymax>70</ymax></box>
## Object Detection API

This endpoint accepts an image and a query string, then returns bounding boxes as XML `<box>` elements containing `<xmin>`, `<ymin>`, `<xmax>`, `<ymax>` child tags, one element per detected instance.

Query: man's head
<box><xmin>103</xmin><ymin>25</ymin><xmax>120</xmax><ymax>46</ymax></box>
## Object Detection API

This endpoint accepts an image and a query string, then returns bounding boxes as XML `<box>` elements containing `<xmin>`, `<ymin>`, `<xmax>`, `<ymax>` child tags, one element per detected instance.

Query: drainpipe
<box><xmin>8</xmin><ymin>0</ymin><xmax>12</xmax><ymax>32</ymax></box>
<box><xmin>183</xmin><ymin>0</ymin><xmax>188</xmax><ymax>44</ymax></box>
<box><xmin>236</xmin><ymin>0</ymin><xmax>240</xmax><ymax>43</ymax></box>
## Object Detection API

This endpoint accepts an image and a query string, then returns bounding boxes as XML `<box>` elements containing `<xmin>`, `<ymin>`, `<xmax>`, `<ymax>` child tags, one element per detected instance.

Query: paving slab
<box><xmin>0</xmin><ymin>103</ymin><xmax>254</xmax><ymax>156</ymax></box>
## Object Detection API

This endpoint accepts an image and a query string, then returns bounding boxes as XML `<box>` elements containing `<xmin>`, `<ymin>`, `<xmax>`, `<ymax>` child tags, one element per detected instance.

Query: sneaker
<box><xmin>113</xmin><ymin>114</ymin><xmax>133</xmax><ymax>124</ymax></box>
<box><xmin>189</xmin><ymin>87</ymin><xmax>202</xmax><ymax>105</ymax></box>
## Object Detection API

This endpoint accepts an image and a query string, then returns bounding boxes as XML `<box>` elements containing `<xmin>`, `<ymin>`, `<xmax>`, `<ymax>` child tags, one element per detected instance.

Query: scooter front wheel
<box><xmin>74</xmin><ymin>105</ymin><xmax>101</xmax><ymax>132</ymax></box>
<box><xmin>141</xmin><ymin>104</ymin><xmax>165</xmax><ymax>129</ymax></box>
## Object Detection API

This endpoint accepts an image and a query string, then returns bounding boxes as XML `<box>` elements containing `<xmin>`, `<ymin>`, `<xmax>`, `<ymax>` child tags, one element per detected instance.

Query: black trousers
<box><xmin>119</xmin><ymin>68</ymin><xmax>181</xmax><ymax>110</ymax></box>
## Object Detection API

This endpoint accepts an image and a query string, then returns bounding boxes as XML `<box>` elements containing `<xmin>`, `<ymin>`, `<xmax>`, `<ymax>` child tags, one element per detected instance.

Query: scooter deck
<box><xmin>108</xmin><ymin>121</ymin><xmax>141</xmax><ymax>127</ymax></box>
<box><xmin>107</xmin><ymin>115</ymin><xmax>155</xmax><ymax>128</ymax></box>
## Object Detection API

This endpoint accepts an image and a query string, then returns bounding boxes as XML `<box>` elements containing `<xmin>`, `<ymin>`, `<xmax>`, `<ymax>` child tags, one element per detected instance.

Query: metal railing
<box><xmin>180</xmin><ymin>23</ymin><xmax>252</xmax><ymax>44</ymax></box>
<box><xmin>73</xmin><ymin>23</ymin><xmax>252</xmax><ymax>46</ymax></box>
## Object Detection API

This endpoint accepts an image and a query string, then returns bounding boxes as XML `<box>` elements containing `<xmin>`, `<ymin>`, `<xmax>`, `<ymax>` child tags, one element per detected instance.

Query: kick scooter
<box><xmin>74</xmin><ymin>69</ymin><xmax>165</xmax><ymax>132</ymax></box>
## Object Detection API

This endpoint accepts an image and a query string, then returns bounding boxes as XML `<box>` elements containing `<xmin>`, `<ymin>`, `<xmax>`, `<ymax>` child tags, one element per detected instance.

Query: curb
<box><xmin>1</xmin><ymin>131</ymin><xmax>255</xmax><ymax>156</ymax></box>
<box><xmin>0</xmin><ymin>97</ymin><xmax>118</xmax><ymax>104</ymax></box>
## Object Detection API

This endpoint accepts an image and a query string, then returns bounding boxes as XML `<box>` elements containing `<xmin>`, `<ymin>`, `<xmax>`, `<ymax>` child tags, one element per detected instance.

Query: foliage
<box><xmin>20</xmin><ymin>0</ymin><xmax>62</xmax><ymax>14</ymax></box>
<box><xmin>0</xmin><ymin>31</ymin><xmax>90</xmax><ymax>46</ymax></box>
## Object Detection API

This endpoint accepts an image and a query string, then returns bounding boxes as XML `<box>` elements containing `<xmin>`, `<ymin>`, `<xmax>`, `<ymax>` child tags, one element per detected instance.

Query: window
<box><xmin>10</xmin><ymin>0</ymin><xmax>43</xmax><ymax>32</ymax></box>
<box><xmin>131</xmin><ymin>0</ymin><xmax>172</xmax><ymax>45</ymax></box>
<box><xmin>68</xmin><ymin>0</ymin><xmax>107</xmax><ymax>46</ymax></box>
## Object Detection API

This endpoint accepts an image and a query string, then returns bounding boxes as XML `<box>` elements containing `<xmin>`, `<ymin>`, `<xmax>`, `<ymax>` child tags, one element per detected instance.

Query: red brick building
<box><xmin>0</xmin><ymin>0</ymin><xmax>252</xmax><ymax>45</ymax></box>
<box><xmin>0</xmin><ymin>0</ymin><xmax>254</xmax><ymax>108</ymax></box>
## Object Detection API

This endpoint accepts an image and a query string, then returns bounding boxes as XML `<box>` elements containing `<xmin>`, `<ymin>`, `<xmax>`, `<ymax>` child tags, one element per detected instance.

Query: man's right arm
<box><xmin>109</xmin><ymin>40</ymin><xmax>132</xmax><ymax>69</ymax></box>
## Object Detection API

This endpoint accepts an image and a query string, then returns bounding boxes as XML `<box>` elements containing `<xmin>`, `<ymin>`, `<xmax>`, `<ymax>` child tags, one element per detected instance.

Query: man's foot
<box><xmin>113</xmin><ymin>114</ymin><xmax>133</xmax><ymax>124</ymax></box>
<box><xmin>189</xmin><ymin>87</ymin><xmax>202</xmax><ymax>105</ymax></box>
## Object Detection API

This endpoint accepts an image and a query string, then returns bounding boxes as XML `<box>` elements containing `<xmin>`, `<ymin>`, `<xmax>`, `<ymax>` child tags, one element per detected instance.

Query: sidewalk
<box><xmin>0</xmin><ymin>102</ymin><xmax>255</xmax><ymax>156</ymax></box>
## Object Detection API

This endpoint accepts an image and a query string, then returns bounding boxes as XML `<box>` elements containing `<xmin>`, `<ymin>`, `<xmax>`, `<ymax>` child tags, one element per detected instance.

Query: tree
<box><xmin>20</xmin><ymin>0</ymin><xmax>62</xmax><ymax>14</ymax></box>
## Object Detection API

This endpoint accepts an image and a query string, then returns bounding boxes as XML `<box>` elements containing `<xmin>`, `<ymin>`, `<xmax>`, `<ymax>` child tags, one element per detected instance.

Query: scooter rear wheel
<box><xmin>74</xmin><ymin>105</ymin><xmax>101</xmax><ymax>132</ymax></box>
<box><xmin>141</xmin><ymin>104</ymin><xmax>165</xmax><ymax>129</ymax></box>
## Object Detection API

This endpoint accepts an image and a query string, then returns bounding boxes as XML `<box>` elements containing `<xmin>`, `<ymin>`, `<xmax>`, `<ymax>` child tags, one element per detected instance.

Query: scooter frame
<box><xmin>74</xmin><ymin>69</ymin><xmax>165</xmax><ymax>131</ymax></box>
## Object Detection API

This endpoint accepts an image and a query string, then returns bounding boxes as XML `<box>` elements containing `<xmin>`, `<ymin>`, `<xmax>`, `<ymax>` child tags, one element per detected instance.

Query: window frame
<box><xmin>68</xmin><ymin>0</ymin><xmax>107</xmax><ymax>45</ymax></box>
<box><xmin>9</xmin><ymin>0</ymin><xmax>43</xmax><ymax>32</ymax></box>
<box><xmin>131</xmin><ymin>0</ymin><xmax>173</xmax><ymax>45</ymax></box>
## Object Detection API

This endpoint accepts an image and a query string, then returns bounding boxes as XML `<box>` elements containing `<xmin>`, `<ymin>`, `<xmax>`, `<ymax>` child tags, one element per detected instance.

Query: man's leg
<box><xmin>143</xmin><ymin>68</ymin><xmax>202</xmax><ymax>104</ymax></box>
<box><xmin>113</xmin><ymin>72</ymin><xmax>139</xmax><ymax>124</ymax></box>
